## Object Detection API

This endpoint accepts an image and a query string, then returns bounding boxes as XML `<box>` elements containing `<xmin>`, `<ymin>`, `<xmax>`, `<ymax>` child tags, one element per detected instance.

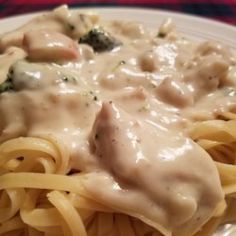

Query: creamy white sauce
<box><xmin>1</xmin><ymin>5</ymin><xmax>236</xmax><ymax>235</ymax></box>
<box><xmin>215</xmin><ymin>224</ymin><xmax>236</xmax><ymax>236</ymax></box>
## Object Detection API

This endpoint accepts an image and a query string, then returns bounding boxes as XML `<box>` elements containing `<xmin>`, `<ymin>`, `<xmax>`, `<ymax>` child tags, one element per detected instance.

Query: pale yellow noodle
<box><xmin>0</xmin><ymin>216</ymin><xmax>25</xmax><ymax>235</ymax></box>
<box><xmin>96</xmin><ymin>213</ymin><xmax>114</xmax><ymax>236</ymax></box>
<box><xmin>15</xmin><ymin>157</ymin><xmax>56</xmax><ymax>173</ymax></box>
<box><xmin>188</xmin><ymin>113</ymin><xmax>236</xmax><ymax>235</ymax></box>
<box><xmin>28</xmin><ymin>227</ymin><xmax>43</xmax><ymax>236</ymax></box>
<box><xmin>1</xmin><ymin>112</ymin><xmax>236</xmax><ymax>236</ymax></box>
<box><xmin>68</xmin><ymin>193</ymin><xmax>113</xmax><ymax>213</ymax></box>
<box><xmin>47</xmin><ymin>190</ymin><xmax>87</xmax><ymax>236</ymax></box>
<box><xmin>87</xmin><ymin>214</ymin><xmax>98</xmax><ymax>236</ymax></box>
<box><xmin>0</xmin><ymin>172</ymin><xmax>84</xmax><ymax>193</ymax></box>
<box><xmin>115</xmin><ymin>214</ymin><xmax>136</xmax><ymax>236</ymax></box>
<box><xmin>0</xmin><ymin>137</ymin><xmax>69</xmax><ymax>174</ymax></box>
<box><xmin>0</xmin><ymin>188</ymin><xmax>25</xmax><ymax>223</ymax></box>
<box><xmin>2</xmin><ymin>230</ymin><xmax>24</xmax><ymax>236</ymax></box>
<box><xmin>3</xmin><ymin>159</ymin><xmax>20</xmax><ymax>171</ymax></box>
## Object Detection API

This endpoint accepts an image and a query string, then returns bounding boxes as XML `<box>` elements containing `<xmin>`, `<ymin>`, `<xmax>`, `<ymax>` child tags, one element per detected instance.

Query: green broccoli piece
<box><xmin>79</xmin><ymin>28</ymin><xmax>121</xmax><ymax>52</ymax></box>
<box><xmin>0</xmin><ymin>70</ymin><xmax>14</xmax><ymax>93</ymax></box>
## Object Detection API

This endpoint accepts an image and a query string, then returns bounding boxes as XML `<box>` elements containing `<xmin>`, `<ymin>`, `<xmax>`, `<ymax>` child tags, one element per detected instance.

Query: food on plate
<box><xmin>0</xmin><ymin>5</ymin><xmax>236</xmax><ymax>236</ymax></box>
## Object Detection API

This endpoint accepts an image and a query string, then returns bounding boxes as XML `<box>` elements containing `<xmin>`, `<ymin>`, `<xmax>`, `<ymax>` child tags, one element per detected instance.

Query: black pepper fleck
<box><xmin>157</xmin><ymin>32</ymin><xmax>166</xmax><ymax>38</ymax></box>
<box><xmin>68</xmin><ymin>24</ymin><xmax>75</xmax><ymax>31</ymax></box>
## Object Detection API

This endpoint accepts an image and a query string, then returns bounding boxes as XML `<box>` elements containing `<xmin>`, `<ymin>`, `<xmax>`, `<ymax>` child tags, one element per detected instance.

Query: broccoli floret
<box><xmin>0</xmin><ymin>70</ymin><xmax>14</xmax><ymax>93</ymax></box>
<box><xmin>79</xmin><ymin>28</ymin><xmax>121</xmax><ymax>52</ymax></box>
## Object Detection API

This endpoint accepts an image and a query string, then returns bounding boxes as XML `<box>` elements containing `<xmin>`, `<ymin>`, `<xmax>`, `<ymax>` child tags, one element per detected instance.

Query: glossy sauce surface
<box><xmin>1</xmin><ymin>6</ymin><xmax>236</xmax><ymax>236</ymax></box>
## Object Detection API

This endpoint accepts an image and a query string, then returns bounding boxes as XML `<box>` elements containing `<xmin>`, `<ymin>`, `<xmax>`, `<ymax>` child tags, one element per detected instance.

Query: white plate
<box><xmin>0</xmin><ymin>7</ymin><xmax>236</xmax><ymax>48</ymax></box>
<box><xmin>0</xmin><ymin>7</ymin><xmax>235</xmax><ymax>236</ymax></box>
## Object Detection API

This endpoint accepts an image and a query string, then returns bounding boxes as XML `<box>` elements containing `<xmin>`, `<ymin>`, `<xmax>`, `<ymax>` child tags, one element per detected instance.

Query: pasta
<box><xmin>0</xmin><ymin>4</ymin><xmax>236</xmax><ymax>236</ymax></box>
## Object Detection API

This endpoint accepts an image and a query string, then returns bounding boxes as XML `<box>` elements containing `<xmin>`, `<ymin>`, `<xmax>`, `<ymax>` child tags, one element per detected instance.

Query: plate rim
<box><xmin>0</xmin><ymin>6</ymin><xmax>235</xmax><ymax>48</ymax></box>
<box><xmin>0</xmin><ymin>6</ymin><xmax>235</xmax><ymax>30</ymax></box>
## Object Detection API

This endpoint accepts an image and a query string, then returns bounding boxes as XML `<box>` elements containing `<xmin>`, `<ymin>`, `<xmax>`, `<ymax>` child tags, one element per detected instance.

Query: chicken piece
<box><xmin>155</xmin><ymin>77</ymin><xmax>194</xmax><ymax>108</ymax></box>
<box><xmin>0</xmin><ymin>5</ymin><xmax>99</xmax><ymax>52</ymax></box>
<box><xmin>89</xmin><ymin>102</ymin><xmax>223</xmax><ymax>236</ymax></box>
<box><xmin>196</xmin><ymin>41</ymin><xmax>233</xmax><ymax>63</ymax></box>
<box><xmin>23</xmin><ymin>30</ymin><xmax>78</xmax><ymax>61</ymax></box>
<box><xmin>184</xmin><ymin>54</ymin><xmax>229</xmax><ymax>100</ymax></box>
